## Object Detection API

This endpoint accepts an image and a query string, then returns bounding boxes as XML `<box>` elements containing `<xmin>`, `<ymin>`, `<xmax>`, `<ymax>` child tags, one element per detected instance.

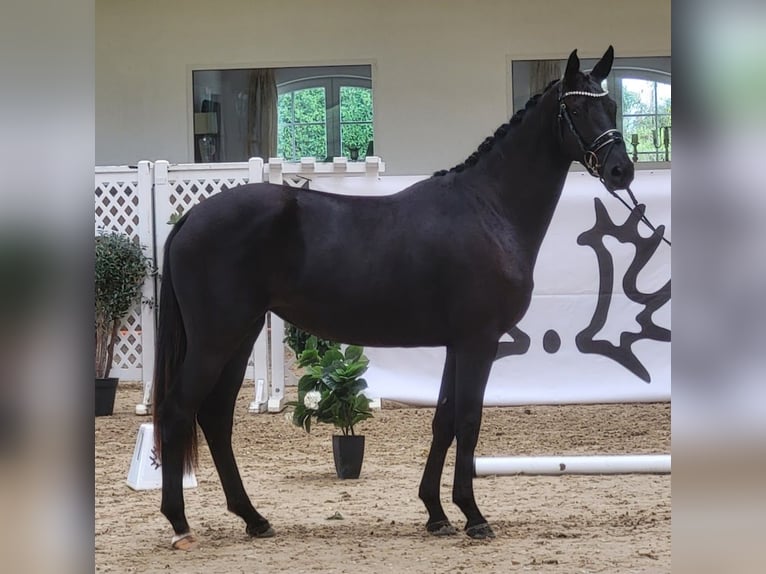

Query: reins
<box><xmin>558</xmin><ymin>85</ymin><xmax>671</xmax><ymax>247</ymax></box>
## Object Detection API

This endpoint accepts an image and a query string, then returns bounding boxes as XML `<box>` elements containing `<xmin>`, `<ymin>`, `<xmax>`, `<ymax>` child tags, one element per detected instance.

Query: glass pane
<box><xmin>340</xmin><ymin>86</ymin><xmax>373</xmax><ymax>122</ymax></box>
<box><xmin>623</xmin><ymin>115</ymin><xmax>661</xmax><ymax>161</ymax></box>
<box><xmin>277</xmin><ymin>124</ymin><xmax>294</xmax><ymax>159</ymax></box>
<box><xmin>341</xmin><ymin>123</ymin><xmax>374</xmax><ymax>158</ymax></box>
<box><xmin>294</xmin><ymin>124</ymin><xmax>327</xmax><ymax>160</ymax></box>
<box><xmin>622</xmin><ymin>78</ymin><xmax>656</xmax><ymax>115</ymax></box>
<box><xmin>293</xmin><ymin>87</ymin><xmax>326</xmax><ymax>124</ymax></box>
<box><xmin>277</xmin><ymin>92</ymin><xmax>293</xmax><ymax>124</ymax></box>
<box><xmin>657</xmin><ymin>82</ymin><xmax>671</xmax><ymax>115</ymax></box>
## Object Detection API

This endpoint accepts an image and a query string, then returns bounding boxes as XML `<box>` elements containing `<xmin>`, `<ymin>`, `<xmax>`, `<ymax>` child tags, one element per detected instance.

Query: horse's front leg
<box><xmin>419</xmin><ymin>348</ymin><xmax>457</xmax><ymax>535</ymax></box>
<box><xmin>452</xmin><ymin>339</ymin><xmax>497</xmax><ymax>539</ymax></box>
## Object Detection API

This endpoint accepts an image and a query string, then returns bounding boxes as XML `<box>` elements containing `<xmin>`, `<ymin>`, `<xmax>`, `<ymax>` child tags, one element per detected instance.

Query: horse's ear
<box><xmin>590</xmin><ymin>45</ymin><xmax>614</xmax><ymax>83</ymax></box>
<box><xmin>563</xmin><ymin>49</ymin><xmax>580</xmax><ymax>87</ymax></box>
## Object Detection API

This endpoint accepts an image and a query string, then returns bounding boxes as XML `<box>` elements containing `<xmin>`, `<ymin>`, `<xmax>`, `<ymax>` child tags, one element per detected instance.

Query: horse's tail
<box><xmin>152</xmin><ymin>213</ymin><xmax>198</xmax><ymax>473</ymax></box>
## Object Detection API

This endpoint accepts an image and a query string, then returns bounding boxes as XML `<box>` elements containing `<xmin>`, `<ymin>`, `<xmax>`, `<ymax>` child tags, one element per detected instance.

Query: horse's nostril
<box><xmin>611</xmin><ymin>166</ymin><xmax>624</xmax><ymax>178</ymax></box>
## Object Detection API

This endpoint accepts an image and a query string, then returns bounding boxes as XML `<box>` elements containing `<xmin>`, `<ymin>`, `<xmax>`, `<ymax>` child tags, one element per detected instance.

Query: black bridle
<box><xmin>557</xmin><ymin>87</ymin><xmax>622</xmax><ymax>179</ymax></box>
<box><xmin>557</xmin><ymin>85</ymin><xmax>671</xmax><ymax>247</ymax></box>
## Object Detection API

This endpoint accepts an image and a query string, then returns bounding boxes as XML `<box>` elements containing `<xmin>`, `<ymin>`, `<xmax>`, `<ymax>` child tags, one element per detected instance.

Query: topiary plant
<box><xmin>95</xmin><ymin>231</ymin><xmax>152</xmax><ymax>379</ymax></box>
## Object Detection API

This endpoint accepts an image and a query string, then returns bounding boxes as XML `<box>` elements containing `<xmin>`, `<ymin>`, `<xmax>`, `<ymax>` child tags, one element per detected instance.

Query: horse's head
<box><xmin>556</xmin><ymin>46</ymin><xmax>634</xmax><ymax>191</ymax></box>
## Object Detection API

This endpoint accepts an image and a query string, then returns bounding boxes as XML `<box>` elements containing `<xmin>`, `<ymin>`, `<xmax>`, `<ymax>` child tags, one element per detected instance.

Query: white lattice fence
<box><xmin>154</xmin><ymin>160</ymin><xmax>261</xmax><ymax>384</ymax></box>
<box><xmin>95</xmin><ymin>156</ymin><xmax>386</xmax><ymax>414</ymax></box>
<box><xmin>167</xmin><ymin>169</ymin><xmax>251</xmax><ymax>219</ymax></box>
<box><xmin>95</xmin><ymin>164</ymin><xmax>154</xmax><ymax>381</ymax></box>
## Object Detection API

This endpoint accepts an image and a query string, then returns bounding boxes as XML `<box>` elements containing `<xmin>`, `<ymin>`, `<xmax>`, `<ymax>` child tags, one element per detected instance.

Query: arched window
<box><xmin>604</xmin><ymin>70</ymin><xmax>672</xmax><ymax>162</ymax></box>
<box><xmin>277</xmin><ymin>76</ymin><xmax>374</xmax><ymax>161</ymax></box>
<box><xmin>278</xmin><ymin>86</ymin><xmax>328</xmax><ymax>161</ymax></box>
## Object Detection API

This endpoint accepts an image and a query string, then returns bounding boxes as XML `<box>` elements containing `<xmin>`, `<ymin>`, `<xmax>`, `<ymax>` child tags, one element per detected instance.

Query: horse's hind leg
<box><xmin>419</xmin><ymin>348</ymin><xmax>458</xmax><ymax>535</ymax></box>
<box><xmin>452</xmin><ymin>340</ymin><xmax>497</xmax><ymax>539</ymax></box>
<box><xmin>197</xmin><ymin>317</ymin><xmax>274</xmax><ymax>539</ymax></box>
<box><xmin>159</xmin><ymin>348</ymin><xmax>229</xmax><ymax>549</ymax></box>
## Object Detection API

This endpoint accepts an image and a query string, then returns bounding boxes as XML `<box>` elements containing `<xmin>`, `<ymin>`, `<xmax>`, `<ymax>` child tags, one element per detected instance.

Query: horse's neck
<box><xmin>472</xmin><ymin>103</ymin><xmax>571</xmax><ymax>257</ymax></box>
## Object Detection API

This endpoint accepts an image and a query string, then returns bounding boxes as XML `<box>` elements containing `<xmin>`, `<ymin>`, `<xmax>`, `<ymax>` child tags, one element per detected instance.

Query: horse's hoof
<box><xmin>247</xmin><ymin>523</ymin><xmax>276</xmax><ymax>538</ymax></box>
<box><xmin>171</xmin><ymin>532</ymin><xmax>198</xmax><ymax>550</ymax></box>
<box><xmin>426</xmin><ymin>520</ymin><xmax>457</xmax><ymax>536</ymax></box>
<box><xmin>465</xmin><ymin>523</ymin><xmax>496</xmax><ymax>539</ymax></box>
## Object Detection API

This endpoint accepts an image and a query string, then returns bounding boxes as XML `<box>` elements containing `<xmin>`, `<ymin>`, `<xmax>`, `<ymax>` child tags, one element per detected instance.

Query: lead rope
<box><xmin>558</xmin><ymin>86</ymin><xmax>671</xmax><ymax>247</ymax></box>
<box><xmin>585</xmin><ymin>130</ymin><xmax>672</xmax><ymax>247</ymax></box>
<box><xmin>603</xmin><ymin>184</ymin><xmax>672</xmax><ymax>247</ymax></box>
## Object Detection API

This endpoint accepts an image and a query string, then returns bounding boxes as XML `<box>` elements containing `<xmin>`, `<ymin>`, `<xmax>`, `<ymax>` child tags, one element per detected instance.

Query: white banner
<box><xmin>313</xmin><ymin>170</ymin><xmax>671</xmax><ymax>406</ymax></box>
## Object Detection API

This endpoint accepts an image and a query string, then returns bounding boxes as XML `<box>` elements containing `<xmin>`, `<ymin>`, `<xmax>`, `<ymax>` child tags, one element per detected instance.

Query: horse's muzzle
<box><xmin>603</xmin><ymin>158</ymin><xmax>635</xmax><ymax>191</ymax></box>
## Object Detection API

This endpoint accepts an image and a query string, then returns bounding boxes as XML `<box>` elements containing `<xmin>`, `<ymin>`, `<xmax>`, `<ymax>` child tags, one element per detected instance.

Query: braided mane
<box><xmin>433</xmin><ymin>79</ymin><xmax>560</xmax><ymax>177</ymax></box>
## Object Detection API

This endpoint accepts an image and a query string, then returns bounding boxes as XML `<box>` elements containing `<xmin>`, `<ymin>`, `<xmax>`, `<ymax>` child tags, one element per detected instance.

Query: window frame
<box><xmin>187</xmin><ymin>62</ymin><xmax>375</xmax><ymax>163</ymax></box>
<box><xmin>277</xmin><ymin>75</ymin><xmax>373</xmax><ymax>161</ymax></box>
<box><xmin>277</xmin><ymin>84</ymin><xmax>329</xmax><ymax>162</ymax></box>
<box><xmin>606</xmin><ymin>69</ymin><xmax>672</xmax><ymax>163</ymax></box>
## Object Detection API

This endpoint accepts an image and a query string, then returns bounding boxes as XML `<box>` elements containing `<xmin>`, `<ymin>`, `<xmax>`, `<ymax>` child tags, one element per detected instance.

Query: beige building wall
<box><xmin>96</xmin><ymin>0</ymin><xmax>670</xmax><ymax>175</ymax></box>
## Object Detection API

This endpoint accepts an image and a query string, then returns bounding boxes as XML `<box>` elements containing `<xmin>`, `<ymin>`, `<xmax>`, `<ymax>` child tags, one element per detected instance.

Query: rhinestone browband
<box><xmin>560</xmin><ymin>89</ymin><xmax>609</xmax><ymax>98</ymax></box>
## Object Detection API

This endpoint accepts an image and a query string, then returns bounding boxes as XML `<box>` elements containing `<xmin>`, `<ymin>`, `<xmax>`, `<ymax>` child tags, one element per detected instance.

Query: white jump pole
<box><xmin>474</xmin><ymin>454</ymin><xmax>670</xmax><ymax>476</ymax></box>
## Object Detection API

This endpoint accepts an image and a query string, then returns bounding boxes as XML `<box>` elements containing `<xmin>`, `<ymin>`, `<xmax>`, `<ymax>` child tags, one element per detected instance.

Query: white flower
<box><xmin>303</xmin><ymin>390</ymin><xmax>322</xmax><ymax>410</ymax></box>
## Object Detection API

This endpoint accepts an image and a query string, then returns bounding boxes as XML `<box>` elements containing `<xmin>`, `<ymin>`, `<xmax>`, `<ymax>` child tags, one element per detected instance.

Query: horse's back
<box><xmin>169</xmin><ymin>180</ymin><xmax>531</xmax><ymax>346</ymax></box>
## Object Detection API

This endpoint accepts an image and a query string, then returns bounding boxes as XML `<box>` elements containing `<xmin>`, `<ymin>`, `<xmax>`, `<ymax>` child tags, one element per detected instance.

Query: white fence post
<box><xmin>136</xmin><ymin>161</ymin><xmax>156</xmax><ymax>415</ymax></box>
<box><xmin>265</xmin><ymin>157</ymin><xmax>286</xmax><ymax>412</ymax></box>
<box><xmin>268</xmin><ymin>315</ymin><xmax>285</xmax><ymax>412</ymax></box>
<box><xmin>141</xmin><ymin>160</ymin><xmax>174</xmax><ymax>415</ymax></box>
<box><xmin>247</xmin><ymin>157</ymin><xmax>269</xmax><ymax>413</ymax></box>
<box><xmin>152</xmin><ymin>160</ymin><xmax>173</xmax><ymax>273</ymax></box>
<box><xmin>267</xmin><ymin>157</ymin><xmax>283</xmax><ymax>184</ymax></box>
<box><xmin>248</xmin><ymin>157</ymin><xmax>264</xmax><ymax>183</ymax></box>
<box><xmin>365</xmin><ymin>155</ymin><xmax>382</xmax><ymax>177</ymax></box>
<box><xmin>250</xmin><ymin>321</ymin><xmax>270</xmax><ymax>413</ymax></box>
<box><xmin>332</xmin><ymin>156</ymin><xmax>348</xmax><ymax>172</ymax></box>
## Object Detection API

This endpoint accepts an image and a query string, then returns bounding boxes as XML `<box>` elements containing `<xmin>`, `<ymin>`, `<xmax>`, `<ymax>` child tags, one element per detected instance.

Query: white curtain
<box><xmin>247</xmin><ymin>69</ymin><xmax>278</xmax><ymax>160</ymax></box>
<box><xmin>530</xmin><ymin>60</ymin><xmax>563</xmax><ymax>95</ymax></box>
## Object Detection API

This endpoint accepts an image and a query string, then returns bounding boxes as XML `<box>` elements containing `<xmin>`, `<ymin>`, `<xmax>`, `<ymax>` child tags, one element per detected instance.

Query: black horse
<box><xmin>153</xmin><ymin>46</ymin><xmax>633</xmax><ymax>549</ymax></box>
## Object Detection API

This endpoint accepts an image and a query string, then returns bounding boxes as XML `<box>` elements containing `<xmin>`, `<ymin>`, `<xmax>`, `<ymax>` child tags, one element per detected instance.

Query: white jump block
<box><xmin>127</xmin><ymin>423</ymin><xmax>198</xmax><ymax>490</ymax></box>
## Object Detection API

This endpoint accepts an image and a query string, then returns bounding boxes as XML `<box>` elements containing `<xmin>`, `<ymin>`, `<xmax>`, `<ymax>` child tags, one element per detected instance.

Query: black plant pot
<box><xmin>95</xmin><ymin>377</ymin><xmax>119</xmax><ymax>416</ymax></box>
<box><xmin>332</xmin><ymin>435</ymin><xmax>365</xmax><ymax>479</ymax></box>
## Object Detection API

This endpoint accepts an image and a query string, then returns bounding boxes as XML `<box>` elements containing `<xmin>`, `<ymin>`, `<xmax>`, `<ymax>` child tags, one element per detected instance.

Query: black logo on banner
<box><xmin>150</xmin><ymin>446</ymin><xmax>162</xmax><ymax>469</ymax></box>
<box><xmin>495</xmin><ymin>198</ymin><xmax>670</xmax><ymax>382</ymax></box>
<box><xmin>576</xmin><ymin>199</ymin><xmax>671</xmax><ymax>382</ymax></box>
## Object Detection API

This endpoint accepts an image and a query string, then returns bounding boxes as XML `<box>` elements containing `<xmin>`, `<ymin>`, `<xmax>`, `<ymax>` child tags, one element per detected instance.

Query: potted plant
<box><xmin>343</xmin><ymin>131</ymin><xmax>369</xmax><ymax>162</ymax></box>
<box><xmin>284</xmin><ymin>322</ymin><xmax>336</xmax><ymax>357</ymax></box>
<box><xmin>95</xmin><ymin>231</ymin><xmax>152</xmax><ymax>416</ymax></box>
<box><xmin>288</xmin><ymin>337</ymin><xmax>373</xmax><ymax>478</ymax></box>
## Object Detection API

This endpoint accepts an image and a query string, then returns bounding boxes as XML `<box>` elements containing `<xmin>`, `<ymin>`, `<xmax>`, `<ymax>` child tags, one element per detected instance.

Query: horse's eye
<box><xmin>571</xmin><ymin>109</ymin><xmax>579</xmax><ymax>116</ymax></box>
